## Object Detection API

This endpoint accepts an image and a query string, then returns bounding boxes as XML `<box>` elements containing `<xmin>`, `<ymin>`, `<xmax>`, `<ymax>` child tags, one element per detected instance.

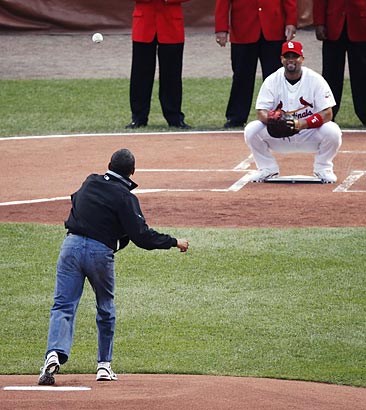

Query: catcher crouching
<box><xmin>244</xmin><ymin>41</ymin><xmax>342</xmax><ymax>183</ymax></box>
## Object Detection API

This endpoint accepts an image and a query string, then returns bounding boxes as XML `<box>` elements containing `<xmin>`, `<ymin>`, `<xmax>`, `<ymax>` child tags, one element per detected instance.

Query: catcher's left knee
<box><xmin>318</xmin><ymin>122</ymin><xmax>342</xmax><ymax>147</ymax></box>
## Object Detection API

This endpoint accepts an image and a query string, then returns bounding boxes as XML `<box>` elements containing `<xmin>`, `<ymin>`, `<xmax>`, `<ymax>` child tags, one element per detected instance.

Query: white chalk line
<box><xmin>339</xmin><ymin>150</ymin><xmax>366</xmax><ymax>154</ymax></box>
<box><xmin>2</xmin><ymin>167</ymin><xmax>365</xmax><ymax>206</ymax></box>
<box><xmin>0</xmin><ymin>128</ymin><xmax>364</xmax><ymax>141</ymax></box>
<box><xmin>233</xmin><ymin>154</ymin><xmax>254</xmax><ymax>170</ymax></box>
<box><xmin>0</xmin><ymin>130</ymin><xmax>244</xmax><ymax>141</ymax></box>
<box><xmin>3</xmin><ymin>385</ymin><xmax>91</xmax><ymax>391</ymax></box>
<box><xmin>333</xmin><ymin>170</ymin><xmax>366</xmax><ymax>193</ymax></box>
<box><xmin>1</xmin><ymin>132</ymin><xmax>365</xmax><ymax>206</ymax></box>
<box><xmin>136</xmin><ymin>168</ymin><xmax>248</xmax><ymax>172</ymax></box>
<box><xmin>0</xmin><ymin>159</ymin><xmax>255</xmax><ymax>206</ymax></box>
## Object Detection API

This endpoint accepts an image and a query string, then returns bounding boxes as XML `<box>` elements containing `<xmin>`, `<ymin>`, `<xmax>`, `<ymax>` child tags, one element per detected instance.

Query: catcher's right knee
<box><xmin>244</xmin><ymin>120</ymin><xmax>266</xmax><ymax>144</ymax></box>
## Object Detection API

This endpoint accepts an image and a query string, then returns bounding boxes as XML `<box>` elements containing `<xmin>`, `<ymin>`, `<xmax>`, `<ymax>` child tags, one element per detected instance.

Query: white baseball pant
<box><xmin>244</xmin><ymin>120</ymin><xmax>342</xmax><ymax>173</ymax></box>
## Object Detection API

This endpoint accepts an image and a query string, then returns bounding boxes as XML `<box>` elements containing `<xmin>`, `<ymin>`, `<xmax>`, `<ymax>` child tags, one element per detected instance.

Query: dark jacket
<box><xmin>65</xmin><ymin>171</ymin><xmax>177</xmax><ymax>252</ymax></box>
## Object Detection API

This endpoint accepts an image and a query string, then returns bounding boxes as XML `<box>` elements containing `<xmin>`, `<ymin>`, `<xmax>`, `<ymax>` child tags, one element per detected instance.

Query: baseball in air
<box><xmin>92</xmin><ymin>33</ymin><xmax>103</xmax><ymax>43</ymax></box>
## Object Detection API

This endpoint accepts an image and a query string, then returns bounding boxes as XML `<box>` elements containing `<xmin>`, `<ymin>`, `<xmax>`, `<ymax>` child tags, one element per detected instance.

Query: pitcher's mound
<box><xmin>1</xmin><ymin>374</ymin><xmax>365</xmax><ymax>410</ymax></box>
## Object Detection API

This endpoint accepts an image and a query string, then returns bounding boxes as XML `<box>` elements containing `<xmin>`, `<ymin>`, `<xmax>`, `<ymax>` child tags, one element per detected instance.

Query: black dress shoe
<box><xmin>125</xmin><ymin>121</ymin><xmax>147</xmax><ymax>129</ymax></box>
<box><xmin>169</xmin><ymin>120</ymin><xmax>192</xmax><ymax>129</ymax></box>
<box><xmin>224</xmin><ymin>120</ymin><xmax>245</xmax><ymax>128</ymax></box>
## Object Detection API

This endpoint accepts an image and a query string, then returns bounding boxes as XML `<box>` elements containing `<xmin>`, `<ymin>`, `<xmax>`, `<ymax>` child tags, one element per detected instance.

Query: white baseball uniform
<box><xmin>244</xmin><ymin>66</ymin><xmax>342</xmax><ymax>174</ymax></box>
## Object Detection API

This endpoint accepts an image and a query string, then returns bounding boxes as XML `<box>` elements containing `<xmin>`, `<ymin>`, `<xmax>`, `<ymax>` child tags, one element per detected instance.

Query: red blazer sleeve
<box><xmin>131</xmin><ymin>0</ymin><xmax>190</xmax><ymax>43</ymax></box>
<box><xmin>312</xmin><ymin>0</ymin><xmax>327</xmax><ymax>26</ymax></box>
<box><xmin>313</xmin><ymin>0</ymin><xmax>366</xmax><ymax>41</ymax></box>
<box><xmin>215</xmin><ymin>0</ymin><xmax>297</xmax><ymax>44</ymax></box>
<box><xmin>131</xmin><ymin>0</ymin><xmax>190</xmax><ymax>3</ymax></box>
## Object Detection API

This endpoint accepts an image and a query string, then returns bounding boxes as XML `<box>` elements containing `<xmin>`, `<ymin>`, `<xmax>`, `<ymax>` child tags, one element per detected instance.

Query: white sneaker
<box><xmin>38</xmin><ymin>351</ymin><xmax>60</xmax><ymax>385</ymax></box>
<box><xmin>249</xmin><ymin>169</ymin><xmax>279</xmax><ymax>182</ymax></box>
<box><xmin>96</xmin><ymin>362</ymin><xmax>118</xmax><ymax>381</ymax></box>
<box><xmin>314</xmin><ymin>169</ymin><xmax>337</xmax><ymax>183</ymax></box>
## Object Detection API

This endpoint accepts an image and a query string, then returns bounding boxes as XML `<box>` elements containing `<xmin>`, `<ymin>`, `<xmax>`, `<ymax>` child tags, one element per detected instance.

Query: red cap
<box><xmin>281</xmin><ymin>41</ymin><xmax>304</xmax><ymax>57</ymax></box>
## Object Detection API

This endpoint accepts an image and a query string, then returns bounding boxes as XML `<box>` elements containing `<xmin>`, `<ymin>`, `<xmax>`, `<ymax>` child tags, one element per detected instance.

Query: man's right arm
<box><xmin>214</xmin><ymin>0</ymin><xmax>230</xmax><ymax>34</ymax></box>
<box><xmin>313</xmin><ymin>0</ymin><xmax>328</xmax><ymax>40</ymax></box>
<box><xmin>118</xmin><ymin>193</ymin><xmax>183</xmax><ymax>250</ymax></box>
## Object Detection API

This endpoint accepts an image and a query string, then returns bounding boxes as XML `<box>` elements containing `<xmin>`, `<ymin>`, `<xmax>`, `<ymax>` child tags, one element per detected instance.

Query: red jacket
<box><xmin>130</xmin><ymin>0</ymin><xmax>190</xmax><ymax>43</ymax></box>
<box><xmin>313</xmin><ymin>0</ymin><xmax>366</xmax><ymax>42</ymax></box>
<box><xmin>215</xmin><ymin>0</ymin><xmax>297</xmax><ymax>44</ymax></box>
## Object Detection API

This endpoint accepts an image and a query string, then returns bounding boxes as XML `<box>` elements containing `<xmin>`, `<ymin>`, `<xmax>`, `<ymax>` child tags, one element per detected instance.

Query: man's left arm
<box><xmin>283</xmin><ymin>0</ymin><xmax>297</xmax><ymax>40</ymax></box>
<box><xmin>313</xmin><ymin>0</ymin><xmax>328</xmax><ymax>40</ymax></box>
<box><xmin>297</xmin><ymin>107</ymin><xmax>333</xmax><ymax>131</ymax></box>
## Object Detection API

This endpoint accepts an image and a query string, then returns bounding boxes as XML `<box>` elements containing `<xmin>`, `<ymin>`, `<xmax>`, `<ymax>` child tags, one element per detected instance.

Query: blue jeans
<box><xmin>46</xmin><ymin>234</ymin><xmax>115</xmax><ymax>364</ymax></box>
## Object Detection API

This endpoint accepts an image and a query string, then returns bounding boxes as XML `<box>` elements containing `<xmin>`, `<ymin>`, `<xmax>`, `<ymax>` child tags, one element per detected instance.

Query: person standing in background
<box><xmin>215</xmin><ymin>0</ymin><xmax>297</xmax><ymax>128</ymax></box>
<box><xmin>126</xmin><ymin>0</ymin><xmax>191</xmax><ymax>129</ymax></box>
<box><xmin>313</xmin><ymin>0</ymin><xmax>366</xmax><ymax>125</ymax></box>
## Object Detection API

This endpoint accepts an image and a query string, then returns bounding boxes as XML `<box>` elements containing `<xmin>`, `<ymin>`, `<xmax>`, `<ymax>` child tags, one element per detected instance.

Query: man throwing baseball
<box><xmin>38</xmin><ymin>149</ymin><xmax>189</xmax><ymax>385</ymax></box>
<box><xmin>244</xmin><ymin>41</ymin><xmax>342</xmax><ymax>183</ymax></box>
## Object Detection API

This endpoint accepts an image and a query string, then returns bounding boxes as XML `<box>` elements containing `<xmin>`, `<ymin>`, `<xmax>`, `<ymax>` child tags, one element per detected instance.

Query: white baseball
<box><xmin>92</xmin><ymin>33</ymin><xmax>103</xmax><ymax>43</ymax></box>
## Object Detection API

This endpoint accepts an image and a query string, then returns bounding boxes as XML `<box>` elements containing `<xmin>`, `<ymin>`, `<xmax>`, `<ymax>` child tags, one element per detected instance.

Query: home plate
<box><xmin>264</xmin><ymin>175</ymin><xmax>323</xmax><ymax>184</ymax></box>
<box><xmin>3</xmin><ymin>386</ymin><xmax>91</xmax><ymax>391</ymax></box>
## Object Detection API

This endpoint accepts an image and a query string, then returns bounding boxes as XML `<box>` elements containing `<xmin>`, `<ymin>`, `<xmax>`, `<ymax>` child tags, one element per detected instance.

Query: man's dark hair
<box><xmin>108</xmin><ymin>149</ymin><xmax>135</xmax><ymax>176</ymax></box>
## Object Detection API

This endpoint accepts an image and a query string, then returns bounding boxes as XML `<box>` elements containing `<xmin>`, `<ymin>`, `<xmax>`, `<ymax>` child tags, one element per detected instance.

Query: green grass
<box><xmin>0</xmin><ymin>223</ymin><xmax>365</xmax><ymax>386</ymax></box>
<box><xmin>0</xmin><ymin>78</ymin><xmax>363</xmax><ymax>137</ymax></box>
<box><xmin>0</xmin><ymin>76</ymin><xmax>364</xmax><ymax>387</ymax></box>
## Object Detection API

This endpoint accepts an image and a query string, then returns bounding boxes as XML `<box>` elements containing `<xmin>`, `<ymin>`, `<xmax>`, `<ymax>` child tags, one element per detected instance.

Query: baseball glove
<box><xmin>267</xmin><ymin>110</ymin><xmax>300</xmax><ymax>138</ymax></box>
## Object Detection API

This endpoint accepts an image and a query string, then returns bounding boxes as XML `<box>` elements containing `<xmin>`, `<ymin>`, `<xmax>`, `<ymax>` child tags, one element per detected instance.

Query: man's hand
<box><xmin>285</xmin><ymin>25</ymin><xmax>297</xmax><ymax>41</ymax></box>
<box><xmin>215</xmin><ymin>32</ymin><xmax>228</xmax><ymax>47</ymax></box>
<box><xmin>177</xmin><ymin>239</ymin><xmax>189</xmax><ymax>252</ymax></box>
<box><xmin>315</xmin><ymin>25</ymin><xmax>327</xmax><ymax>41</ymax></box>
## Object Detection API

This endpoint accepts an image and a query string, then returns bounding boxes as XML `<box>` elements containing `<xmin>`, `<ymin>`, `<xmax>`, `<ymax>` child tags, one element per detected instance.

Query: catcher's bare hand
<box><xmin>285</xmin><ymin>115</ymin><xmax>300</xmax><ymax>132</ymax></box>
<box><xmin>177</xmin><ymin>238</ymin><xmax>189</xmax><ymax>252</ymax></box>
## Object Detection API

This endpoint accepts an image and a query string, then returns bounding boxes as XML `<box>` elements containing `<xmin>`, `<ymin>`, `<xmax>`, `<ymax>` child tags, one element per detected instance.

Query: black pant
<box><xmin>129</xmin><ymin>37</ymin><xmax>185</xmax><ymax>125</ymax></box>
<box><xmin>226</xmin><ymin>36</ymin><xmax>283</xmax><ymax>124</ymax></box>
<box><xmin>322</xmin><ymin>24</ymin><xmax>366</xmax><ymax>125</ymax></box>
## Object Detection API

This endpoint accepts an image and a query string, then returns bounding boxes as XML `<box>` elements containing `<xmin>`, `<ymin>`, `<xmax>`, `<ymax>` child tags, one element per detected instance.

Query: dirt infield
<box><xmin>0</xmin><ymin>130</ymin><xmax>365</xmax><ymax>409</ymax></box>
<box><xmin>1</xmin><ymin>131</ymin><xmax>366</xmax><ymax>227</ymax></box>
<box><xmin>1</xmin><ymin>374</ymin><xmax>366</xmax><ymax>410</ymax></box>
